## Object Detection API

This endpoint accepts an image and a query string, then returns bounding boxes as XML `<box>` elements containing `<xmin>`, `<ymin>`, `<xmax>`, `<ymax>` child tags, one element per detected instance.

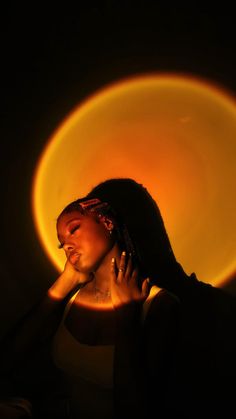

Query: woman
<box><xmin>51</xmin><ymin>185</ymin><xmax>180</xmax><ymax>419</ymax></box>
<box><xmin>2</xmin><ymin>177</ymin><xmax>234</xmax><ymax>418</ymax></box>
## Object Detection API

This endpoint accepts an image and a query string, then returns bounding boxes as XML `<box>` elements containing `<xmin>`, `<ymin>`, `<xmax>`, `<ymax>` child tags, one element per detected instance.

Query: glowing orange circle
<box><xmin>32</xmin><ymin>73</ymin><xmax>236</xmax><ymax>286</ymax></box>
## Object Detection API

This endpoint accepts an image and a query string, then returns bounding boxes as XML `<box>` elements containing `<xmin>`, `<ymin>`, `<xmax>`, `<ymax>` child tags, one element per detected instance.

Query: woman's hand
<box><xmin>48</xmin><ymin>259</ymin><xmax>92</xmax><ymax>300</ymax></box>
<box><xmin>110</xmin><ymin>251</ymin><xmax>150</xmax><ymax>310</ymax></box>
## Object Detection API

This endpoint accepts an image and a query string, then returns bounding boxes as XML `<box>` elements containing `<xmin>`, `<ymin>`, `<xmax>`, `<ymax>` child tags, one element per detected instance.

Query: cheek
<box><xmin>91</xmin><ymin>231</ymin><xmax>110</xmax><ymax>248</ymax></box>
<box><xmin>87</xmin><ymin>225</ymin><xmax>112</xmax><ymax>252</ymax></box>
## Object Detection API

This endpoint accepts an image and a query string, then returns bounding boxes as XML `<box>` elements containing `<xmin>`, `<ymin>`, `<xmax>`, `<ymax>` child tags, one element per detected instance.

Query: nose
<box><xmin>63</xmin><ymin>242</ymin><xmax>75</xmax><ymax>252</ymax></box>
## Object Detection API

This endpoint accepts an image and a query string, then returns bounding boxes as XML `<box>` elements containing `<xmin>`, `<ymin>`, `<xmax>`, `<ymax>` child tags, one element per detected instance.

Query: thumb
<box><xmin>141</xmin><ymin>278</ymin><xmax>150</xmax><ymax>299</ymax></box>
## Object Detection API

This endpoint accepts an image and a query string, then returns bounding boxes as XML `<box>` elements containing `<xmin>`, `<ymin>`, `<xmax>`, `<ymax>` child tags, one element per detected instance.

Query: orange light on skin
<box><xmin>32</xmin><ymin>73</ymin><xmax>236</xmax><ymax>287</ymax></box>
<box><xmin>48</xmin><ymin>284</ymin><xmax>161</xmax><ymax>316</ymax></box>
<box><xmin>48</xmin><ymin>289</ymin><xmax>114</xmax><ymax>311</ymax></box>
<box><xmin>72</xmin><ymin>300</ymin><xmax>114</xmax><ymax>312</ymax></box>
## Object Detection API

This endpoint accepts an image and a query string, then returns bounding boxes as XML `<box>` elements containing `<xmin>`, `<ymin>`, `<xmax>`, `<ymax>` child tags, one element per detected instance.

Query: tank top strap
<box><xmin>62</xmin><ymin>289</ymin><xmax>80</xmax><ymax>321</ymax></box>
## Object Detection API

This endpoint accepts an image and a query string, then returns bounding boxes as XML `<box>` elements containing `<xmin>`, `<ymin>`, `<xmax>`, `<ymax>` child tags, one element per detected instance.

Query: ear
<box><xmin>103</xmin><ymin>217</ymin><xmax>114</xmax><ymax>232</ymax></box>
<box><xmin>98</xmin><ymin>214</ymin><xmax>114</xmax><ymax>232</ymax></box>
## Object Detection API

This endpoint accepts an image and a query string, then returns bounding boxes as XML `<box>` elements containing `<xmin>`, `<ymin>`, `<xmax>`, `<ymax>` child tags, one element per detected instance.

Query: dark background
<box><xmin>1</xmin><ymin>2</ymin><xmax>236</xmax><ymax>336</ymax></box>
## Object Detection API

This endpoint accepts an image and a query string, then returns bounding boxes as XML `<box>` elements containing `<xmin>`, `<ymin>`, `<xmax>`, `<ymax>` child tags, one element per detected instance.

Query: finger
<box><xmin>125</xmin><ymin>253</ymin><xmax>133</xmax><ymax>280</ymax></box>
<box><xmin>130</xmin><ymin>267</ymin><xmax>138</xmax><ymax>284</ymax></box>
<box><xmin>117</xmin><ymin>251</ymin><xmax>126</xmax><ymax>282</ymax></box>
<box><xmin>142</xmin><ymin>278</ymin><xmax>150</xmax><ymax>299</ymax></box>
<box><xmin>111</xmin><ymin>257</ymin><xmax>118</xmax><ymax>283</ymax></box>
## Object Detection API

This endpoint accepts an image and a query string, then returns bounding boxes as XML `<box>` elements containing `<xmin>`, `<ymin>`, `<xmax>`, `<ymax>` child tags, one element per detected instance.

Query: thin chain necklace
<box><xmin>94</xmin><ymin>277</ymin><xmax>111</xmax><ymax>301</ymax></box>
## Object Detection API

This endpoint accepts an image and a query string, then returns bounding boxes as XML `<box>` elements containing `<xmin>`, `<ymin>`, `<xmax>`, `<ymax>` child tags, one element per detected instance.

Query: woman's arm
<box><xmin>113</xmin><ymin>303</ymin><xmax>147</xmax><ymax>419</ymax></box>
<box><xmin>113</xmin><ymin>290</ymin><xmax>180</xmax><ymax>419</ymax></box>
<box><xmin>142</xmin><ymin>290</ymin><xmax>180</xmax><ymax>417</ymax></box>
<box><xmin>0</xmin><ymin>261</ymin><xmax>83</xmax><ymax>374</ymax></box>
<box><xmin>110</xmin><ymin>253</ymin><xmax>180</xmax><ymax>418</ymax></box>
<box><xmin>110</xmin><ymin>252</ymin><xmax>150</xmax><ymax>418</ymax></box>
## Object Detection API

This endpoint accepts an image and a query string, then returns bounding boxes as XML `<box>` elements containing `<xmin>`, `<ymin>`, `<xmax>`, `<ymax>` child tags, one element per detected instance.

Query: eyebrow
<box><xmin>57</xmin><ymin>217</ymin><xmax>82</xmax><ymax>242</ymax></box>
<box><xmin>65</xmin><ymin>216</ymin><xmax>82</xmax><ymax>226</ymax></box>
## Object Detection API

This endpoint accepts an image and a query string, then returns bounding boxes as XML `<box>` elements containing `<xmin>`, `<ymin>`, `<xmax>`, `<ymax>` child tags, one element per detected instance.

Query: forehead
<box><xmin>57</xmin><ymin>210</ymin><xmax>84</xmax><ymax>225</ymax></box>
<box><xmin>56</xmin><ymin>211</ymin><xmax>83</xmax><ymax>237</ymax></box>
<box><xmin>57</xmin><ymin>209</ymin><xmax>99</xmax><ymax>228</ymax></box>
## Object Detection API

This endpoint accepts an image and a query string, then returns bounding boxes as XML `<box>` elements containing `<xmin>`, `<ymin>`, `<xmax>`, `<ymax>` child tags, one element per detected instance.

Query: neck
<box><xmin>93</xmin><ymin>243</ymin><xmax>121</xmax><ymax>292</ymax></box>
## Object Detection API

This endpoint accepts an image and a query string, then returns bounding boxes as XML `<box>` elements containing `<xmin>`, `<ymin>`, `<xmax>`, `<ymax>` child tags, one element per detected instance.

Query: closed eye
<box><xmin>70</xmin><ymin>225</ymin><xmax>80</xmax><ymax>234</ymax></box>
<box><xmin>57</xmin><ymin>223</ymin><xmax>80</xmax><ymax>249</ymax></box>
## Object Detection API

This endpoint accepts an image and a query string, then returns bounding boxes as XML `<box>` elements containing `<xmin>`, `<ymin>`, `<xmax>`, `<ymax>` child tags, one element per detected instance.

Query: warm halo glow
<box><xmin>32</xmin><ymin>73</ymin><xmax>236</xmax><ymax>286</ymax></box>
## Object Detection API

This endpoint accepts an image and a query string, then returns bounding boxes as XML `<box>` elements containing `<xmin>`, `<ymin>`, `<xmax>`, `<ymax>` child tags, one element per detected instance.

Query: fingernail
<box><xmin>111</xmin><ymin>257</ymin><xmax>115</xmax><ymax>263</ymax></box>
<box><xmin>122</xmin><ymin>251</ymin><xmax>126</xmax><ymax>256</ymax></box>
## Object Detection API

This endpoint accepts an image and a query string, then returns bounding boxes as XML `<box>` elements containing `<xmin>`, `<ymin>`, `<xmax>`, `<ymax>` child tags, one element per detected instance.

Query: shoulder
<box><xmin>150</xmin><ymin>287</ymin><xmax>180</xmax><ymax>311</ymax></box>
<box><xmin>143</xmin><ymin>287</ymin><xmax>180</xmax><ymax>328</ymax></box>
<box><xmin>142</xmin><ymin>288</ymin><xmax>181</xmax><ymax>366</ymax></box>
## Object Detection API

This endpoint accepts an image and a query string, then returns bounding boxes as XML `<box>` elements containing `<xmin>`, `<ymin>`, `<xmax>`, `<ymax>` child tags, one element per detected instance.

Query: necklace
<box><xmin>94</xmin><ymin>278</ymin><xmax>111</xmax><ymax>301</ymax></box>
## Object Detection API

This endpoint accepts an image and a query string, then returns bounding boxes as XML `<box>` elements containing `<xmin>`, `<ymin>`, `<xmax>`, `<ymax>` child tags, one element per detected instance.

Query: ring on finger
<box><xmin>118</xmin><ymin>267</ymin><xmax>125</xmax><ymax>272</ymax></box>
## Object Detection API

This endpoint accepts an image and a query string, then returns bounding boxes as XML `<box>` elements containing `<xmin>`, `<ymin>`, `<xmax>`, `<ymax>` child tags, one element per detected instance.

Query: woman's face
<box><xmin>57</xmin><ymin>210</ymin><xmax>114</xmax><ymax>273</ymax></box>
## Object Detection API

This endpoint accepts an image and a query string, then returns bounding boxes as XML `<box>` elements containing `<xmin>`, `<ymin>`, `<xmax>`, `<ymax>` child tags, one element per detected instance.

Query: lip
<box><xmin>69</xmin><ymin>252</ymin><xmax>81</xmax><ymax>265</ymax></box>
